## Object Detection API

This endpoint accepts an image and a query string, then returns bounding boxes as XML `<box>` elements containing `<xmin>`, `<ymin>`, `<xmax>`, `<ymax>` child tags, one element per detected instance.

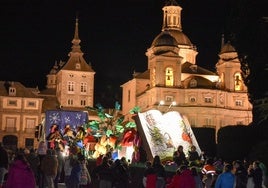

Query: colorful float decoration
<box><xmin>50</xmin><ymin>102</ymin><xmax>139</xmax><ymax>161</ymax></box>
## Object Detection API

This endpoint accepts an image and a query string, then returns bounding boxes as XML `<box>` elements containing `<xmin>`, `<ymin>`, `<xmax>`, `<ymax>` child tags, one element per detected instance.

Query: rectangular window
<box><xmin>26</xmin><ymin>118</ymin><xmax>35</xmax><ymax>129</ymax></box>
<box><xmin>6</xmin><ymin>118</ymin><xmax>16</xmax><ymax>128</ymax></box>
<box><xmin>8</xmin><ymin>100</ymin><xmax>17</xmax><ymax>106</ymax></box>
<box><xmin>6</xmin><ymin>117</ymin><xmax>16</xmax><ymax>131</ymax></box>
<box><xmin>67</xmin><ymin>81</ymin><xmax>75</xmax><ymax>93</ymax></box>
<box><xmin>235</xmin><ymin>100</ymin><xmax>243</xmax><ymax>106</ymax></box>
<box><xmin>80</xmin><ymin>100</ymin><xmax>86</xmax><ymax>106</ymax></box>
<box><xmin>81</xmin><ymin>82</ymin><xmax>87</xmax><ymax>93</ymax></box>
<box><xmin>204</xmin><ymin>97</ymin><xmax>212</xmax><ymax>103</ymax></box>
<box><xmin>165</xmin><ymin>96</ymin><xmax>174</xmax><ymax>102</ymax></box>
<box><xmin>27</xmin><ymin>101</ymin><xmax>36</xmax><ymax>107</ymax></box>
<box><xmin>67</xmin><ymin>99</ymin><xmax>73</xmax><ymax>106</ymax></box>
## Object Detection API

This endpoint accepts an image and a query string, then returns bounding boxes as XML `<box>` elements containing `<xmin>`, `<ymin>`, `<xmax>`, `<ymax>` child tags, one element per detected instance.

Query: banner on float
<box><xmin>45</xmin><ymin>110</ymin><xmax>88</xmax><ymax>136</ymax></box>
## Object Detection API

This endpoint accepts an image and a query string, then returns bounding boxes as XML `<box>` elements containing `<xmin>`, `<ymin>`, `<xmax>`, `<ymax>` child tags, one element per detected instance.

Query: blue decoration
<box><xmin>112</xmin><ymin>150</ymin><xmax>118</xmax><ymax>160</ymax></box>
<box><xmin>45</xmin><ymin>110</ymin><xmax>88</xmax><ymax>136</ymax></box>
<box><xmin>77</xmin><ymin>140</ymin><xmax>84</xmax><ymax>148</ymax></box>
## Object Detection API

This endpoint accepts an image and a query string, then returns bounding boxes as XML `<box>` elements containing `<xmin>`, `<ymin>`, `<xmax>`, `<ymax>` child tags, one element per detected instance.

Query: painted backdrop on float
<box><xmin>137</xmin><ymin>109</ymin><xmax>201</xmax><ymax>160</ymax></box>
<box><xmin>45</xmin><ymin>110</ymin><xmax>88</xmax><ymax>136</ymax></box>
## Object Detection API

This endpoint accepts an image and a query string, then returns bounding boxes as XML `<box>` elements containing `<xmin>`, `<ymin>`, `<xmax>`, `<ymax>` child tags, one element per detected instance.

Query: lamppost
<box><xmin>166</xmin><ymin>101</ymin><xmax>176</xmax><ymax>112</ymax></box>
<box><xmin>158</xmin><ymin>100</ymin><xmax>165</xmax><ymax>108</ymax></box>
<box><xmin>157</xmin><ymin>100</ymin><xmax>176</xmax><ymax>113</ymax></box>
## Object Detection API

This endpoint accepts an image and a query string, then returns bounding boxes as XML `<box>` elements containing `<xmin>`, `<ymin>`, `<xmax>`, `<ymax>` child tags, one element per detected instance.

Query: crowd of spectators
<box><xmin>141</xmin><ymin>145</ymin><xmax>268</xmax><ymax>188</ymax></box>
<box><xmin>0</xmin><ymin>141</ymin><xmax>91</xmax><ymax>188</ymax></box>
<box><xmin>0</xmin><ymin>142</ymin><xmax>267</xmax><ymax>188</ymax></box>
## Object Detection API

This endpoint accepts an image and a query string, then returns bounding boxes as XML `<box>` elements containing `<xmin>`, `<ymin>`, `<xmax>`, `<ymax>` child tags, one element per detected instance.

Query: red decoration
<box><xmin>181</xmin><ymin>132</ymin><xmax>192</xmax><ymax>144</ymax></box>
<box><xmin>122</xmin><ymin>129</ymin><xmax>136</xmax><ymax>146</ymax></box>
<box><xmin>83</xmin><ymin>135</ymin><xmax>95</xmax><ymax>145</ymax></box>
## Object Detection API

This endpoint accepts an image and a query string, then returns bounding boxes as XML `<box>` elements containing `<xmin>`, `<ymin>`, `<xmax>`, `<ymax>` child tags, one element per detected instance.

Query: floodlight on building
<box><xmin>158</xmin><ymin>100</ymin><xmax>165</xmax><ymax>106</ymax></box>
<box><xmin>157</xmin><ymin>100</ymin><xmax>165</xmax><ymax>110</ymax></box>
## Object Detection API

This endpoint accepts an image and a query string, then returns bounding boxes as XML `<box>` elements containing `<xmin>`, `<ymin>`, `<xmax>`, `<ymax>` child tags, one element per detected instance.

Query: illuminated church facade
<box><xmin>121</xmin><ymin>0</ymin><xmax>252</xmax><ymax>132</ymax></box>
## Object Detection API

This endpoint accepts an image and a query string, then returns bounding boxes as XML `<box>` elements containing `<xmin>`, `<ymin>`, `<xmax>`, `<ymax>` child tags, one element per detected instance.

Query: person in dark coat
<box><xmin>152</xmin><ymin>155</ymin><xmax>166</xmax><ymax>188</ymax></box>
<box><xmin>0</xmin><ymin>143</ymin><xmax>9</xmax><ymax>188</ymax></box>
<box><xmin>188</xmin><ymin>145</ymin><xmax>201</xmax><ymax>162</ymax></box>
<box><xmin>41</xmin><ymin>149</ymin><xmax>58</xmax><ymax>188</ymax></box>
<box><xmin>67</xmin><ymin>158</ymin><xmax>81</xmax><ymax>188</ymax></box>
<box><xmin>94</xmin><ymin>156</ymin><xmax>113</xmax><ymax>188</ymax></box>
<box><xmin>173</xmin><ymin>145</ymin><xmax>187</xmax><ymax>167</ymax></box>
<box><xmin>143</xmin><ymin>161</ymin><xmax>156</xmax><ymax>188</ymax></box>
<box><xmin>248</xmin><ymin>160</ymin><xmax>263</xmax><ymax>188</ymax></box>
<box><xmin>111</xmin><ymin>159</ymin><xmax>130</xmax><ymax>188</ymax></box>
<box><xmin>233</xmin><ymin>160</ymin><xmax>248</xmax><ymax>188</ymax></box>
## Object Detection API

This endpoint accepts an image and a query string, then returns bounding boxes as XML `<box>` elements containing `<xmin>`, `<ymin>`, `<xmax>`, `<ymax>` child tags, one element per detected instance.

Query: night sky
<box><xmin>0</xmin><ymin>0</ymin><xmax>240</xmax><ymax>105</ymax></box>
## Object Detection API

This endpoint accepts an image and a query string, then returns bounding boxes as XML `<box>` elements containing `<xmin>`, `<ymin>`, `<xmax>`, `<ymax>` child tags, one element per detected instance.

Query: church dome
<box><xmin>151</xmin><ymin>30</ymin><xmax>192</xmax><ymax>47</ymax></box>
<box><xmin>151</xmin><ymin>31</ymin><xmax>178</xmax><ymax>47</ymax></box>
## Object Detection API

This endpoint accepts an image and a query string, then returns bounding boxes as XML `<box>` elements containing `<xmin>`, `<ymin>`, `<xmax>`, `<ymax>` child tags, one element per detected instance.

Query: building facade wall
<box><xmin>0</xmin><ymin>95</ymin><xmax>43</xmax><ymax>149</ymax></box>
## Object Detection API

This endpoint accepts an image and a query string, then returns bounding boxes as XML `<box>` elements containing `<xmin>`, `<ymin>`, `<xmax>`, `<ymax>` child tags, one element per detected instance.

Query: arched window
<box><xmin>234</xmin><ymin>72</ymin><xmax>242</xmax><ymax>91</ymax></box>
<box><xmin>165</xmin><ymin>67</ymin><xmax>174</xmax><ymax>86</ymax></box>
<box><xmin>190</xmin><ymin>79</ymin><xmax>197</xmax><ymax>88</ymax></box>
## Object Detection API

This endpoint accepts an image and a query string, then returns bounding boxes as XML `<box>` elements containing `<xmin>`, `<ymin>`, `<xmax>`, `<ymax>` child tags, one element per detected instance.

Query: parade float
<box><xmin>43</xmin><ymin>102</ymin><xmax>201</xmax><ymax>163</ymax></box>
<box><xmin>44</xmin><ymin>102</ymin><xmax>139</xmax><ymax>162</ymax></box>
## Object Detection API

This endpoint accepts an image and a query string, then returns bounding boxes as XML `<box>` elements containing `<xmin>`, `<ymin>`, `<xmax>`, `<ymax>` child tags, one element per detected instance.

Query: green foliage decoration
<box><xmin>85</xmin><ymin>102</ymin><xmax>139</xmax><ymax>148</ymax></box>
